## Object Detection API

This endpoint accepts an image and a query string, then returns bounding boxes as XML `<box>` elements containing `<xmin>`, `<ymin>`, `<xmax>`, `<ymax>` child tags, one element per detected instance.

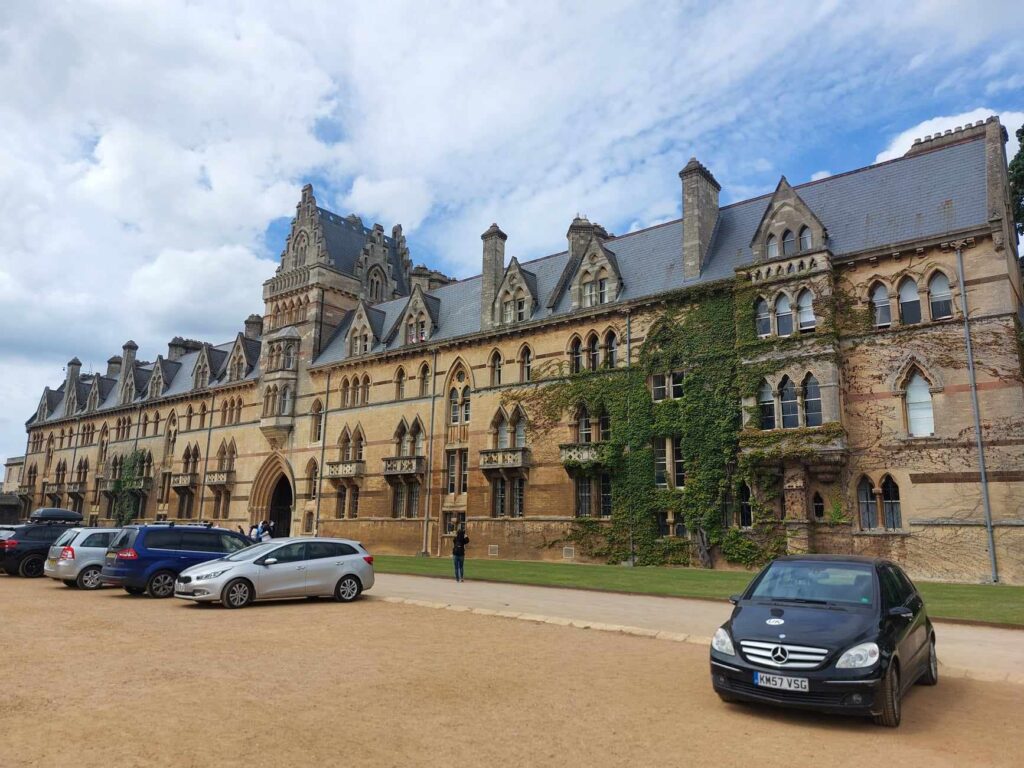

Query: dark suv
<box><xmin>1</xmin><ymin>522</ymin><xmax>78</xmax><ymax>577</ymax></box>
<box><xmin>710</xmin><ymin>555</ymin><xmax>936</xmax><ymax>727</ymax></box>
<box><xmin>100</xmin><ymin>523</ymin><xmax>251</xmax><ymax>598</ymax></box>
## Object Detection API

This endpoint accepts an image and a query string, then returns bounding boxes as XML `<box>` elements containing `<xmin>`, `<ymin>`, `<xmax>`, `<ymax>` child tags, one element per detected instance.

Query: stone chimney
<box><xmin>106</xmin><ymin>356</ymin><xmax>122</xmax><ymax>378</ymax></box>
<box><xmin>244</xmin><ymin>314</ymin><xmax>264</xmax><ymax>339</ymax></box>
<box><xmin>167</xmin><ymin>337</ymin><xmax>204</xmax><ymax>361</ymax></box>
<box><xmin>65</xmin><ymin>357</ymin><xmax>82</xmax><ymax>389</ymax></box>
<box><xmin>121</xmin><ymin>340</ymin><xmax>138</xmax><ymax>372</ymax></box>
<box><xmin>566</xmin><ymin>215</ymin><xmax>595</xmax><ymax>263</ymax></box>
<box><xmin>680</xmin><ymin>157</ymin><xmax>721</xmax><ymax>280</ymax></box>
<box><xmin>480</xmin><ymin>223</ymin><xmax>507</xmax><ymax>330</ymax></box>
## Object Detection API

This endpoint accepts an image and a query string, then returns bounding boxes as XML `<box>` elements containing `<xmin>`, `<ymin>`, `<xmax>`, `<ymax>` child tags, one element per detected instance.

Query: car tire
<box><xmin>918</xmin><ymin>636</ymin><xmax>938</xmax><ymax>686</ymax></box>
<box><xmin>873</xmin><ymin>663</ymin><xmax>901</xmax><ymax>727</ymax></box>
<box><xmin>716</xmin><ymin>693</ymin><xmax>739</xmax><ymax>704</ymax></box>
<box><xmin>77</xmin><ymin>566</ymin><xmax>103</xmax><ymax>590</ymax></box>
<box><xmin>18</xmin><ymin>555</ymin><xmax>45</xmax><ymax>578</ymax></box>
<box><xmin>63</xmin><ymin>579</ymin><xmax>78</xmax><ymax>588</ymax></box>
<box><xmin>222</xmin><ymin>578</ymin><xmax>253</xmax><ymax>609</ymax></box>
<box><xmin>124</xmin><ymin>586</ymin><xmax>146</xmax><ymax>596</ymax></box>
<box><xmin>334</xmin><ymin>575</ymin><xmax>362</xmax><ymax>603</ymax></box>
<box><xmin>146</xmin><ymin>570</ymin><xmax>177</xmax><ymax>599</ymax></box>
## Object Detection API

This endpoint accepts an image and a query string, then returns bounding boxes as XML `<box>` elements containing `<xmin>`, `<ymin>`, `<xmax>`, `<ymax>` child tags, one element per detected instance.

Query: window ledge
<box><xmin>853</xmin><ymin>530</ymin><xmax>912</xmax><ymax>537</ymax></box>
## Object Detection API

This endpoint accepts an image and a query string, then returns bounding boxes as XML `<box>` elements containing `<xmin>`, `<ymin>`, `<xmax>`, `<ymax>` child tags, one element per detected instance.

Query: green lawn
<box><xmin>374</xmin><ymin>556</ymin><xmax>1024</xmax><ymax>627</ymax></box>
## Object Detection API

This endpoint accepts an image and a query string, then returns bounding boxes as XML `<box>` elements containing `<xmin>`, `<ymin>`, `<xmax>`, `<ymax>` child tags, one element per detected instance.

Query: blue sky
<box><xmin>0</xmin><ymin>0</ymin><xmax>1022</xmax><ymax>466</ymax></box>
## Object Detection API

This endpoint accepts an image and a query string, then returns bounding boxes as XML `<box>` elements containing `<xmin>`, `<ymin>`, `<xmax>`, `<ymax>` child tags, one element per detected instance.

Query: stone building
<box><xmin>16</xmin><ymin>117</ymin><xmax>1024</xmax><ymax>583</ymax></box>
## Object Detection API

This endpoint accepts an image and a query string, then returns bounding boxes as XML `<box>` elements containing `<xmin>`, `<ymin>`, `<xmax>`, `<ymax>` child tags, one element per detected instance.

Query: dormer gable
<box><xmin>148</xmin><ymin>357</ymin><xmax>166</xmax><ymax>399</ymax></box>
<box><xmin>493</xmin><ymin>257</ymin><xmax>537</xmax><ymax>326</ymax></box>
<box><xmin>118</xmin><ymin>365</ymin><xmax>136</xmax><ymax>405</ymax></box>
<box><xmin>192</xmin><ymin>345</ymin><xmax>213</xmax><ymax>390</ymax></box>
<box><xmin>346</xmin><ymin>301</ymin><xmax>383</xmax><ymax>356</ymax></box>
<box><xmin>750</xmin><ymin>176</ymin><xmax>828</xmax><ymax>262</ymax></box>
<box><xmin>550</xmin><ymin>233</ymin><xmax>623</xmax><ymax>310</ymax></box>
<box><xmin>388</xmin><ymin>285</ymin><xmax>439</xmax><ymax>346</ymax></box>
<box><xmin>224</xmin><ymin>334</ymin><xmax>252</xmax><ymax>382</ymax></box>
<box><xmin>280</xmin><ymin>184</ymin><xmax>329</xmax><ymax>272</ymax></box>
<box><xmin>36</xmin><ymin>388</ymin><xmax>51</xmax><ymax>422</ymax></box>
<box><xmin>86</xmin><ymin>377</ymin><xmax>102</xmax><ymax>412</ymax></box>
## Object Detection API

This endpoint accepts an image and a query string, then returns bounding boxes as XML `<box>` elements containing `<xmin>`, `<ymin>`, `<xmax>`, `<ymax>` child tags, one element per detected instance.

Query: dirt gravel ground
<box><xmin>1</xmin><ymin>576</ymin><xmax>1021</xmax><ymax>768</ymax></box>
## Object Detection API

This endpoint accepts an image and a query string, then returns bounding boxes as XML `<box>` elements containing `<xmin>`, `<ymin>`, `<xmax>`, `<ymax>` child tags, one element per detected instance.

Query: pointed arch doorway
<box><xmin>269</xmin><ymin>476</ymin><xmax>292</xmax><ymax>537</ymax></box>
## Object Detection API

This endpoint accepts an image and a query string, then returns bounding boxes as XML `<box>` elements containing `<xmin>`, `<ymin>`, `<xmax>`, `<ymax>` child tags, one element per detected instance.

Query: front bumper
<box><xmin>173</xmin><ymin>574</ymin><xmax>228</xmax><ymax>603</ymax></box>
<box><xmin>710</xmin><ymin>652</ymin><xmax>883</xmax><ymax>717</ymax></box>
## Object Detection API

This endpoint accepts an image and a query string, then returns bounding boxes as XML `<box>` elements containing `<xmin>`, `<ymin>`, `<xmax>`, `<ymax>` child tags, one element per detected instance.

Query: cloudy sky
<box><xmin>1</xmin><ymin>0</ymin><xmax>1022</xmax><ymax>465</ymax></box>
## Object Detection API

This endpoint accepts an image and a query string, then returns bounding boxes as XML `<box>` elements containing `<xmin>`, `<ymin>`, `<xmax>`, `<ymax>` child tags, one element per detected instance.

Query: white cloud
<box><xmin>875</xmin><ymin>109</ymin><xmax>1024</xmax><ymax>163</ymax></box>
<box><xmin>810</xmin><ymin>170</ymin><xmax>832</xmax><ymax>181</ymax></box>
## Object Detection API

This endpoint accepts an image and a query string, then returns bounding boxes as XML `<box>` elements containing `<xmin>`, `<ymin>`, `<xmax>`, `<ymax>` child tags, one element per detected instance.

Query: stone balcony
<box><xmin>559</xmin><ymin>442</ymin><xmax>608</xmax><ymax>466</ymax></box>
<box><xmin>65</xmin><ymin>481</ymin><xmax>87</xmax><ymax>496</ymax></box>
<box><xmin>205</xmin><ymin>470</ymin><xmax>235</xmax><ymax>489</ymax></box>
<box><xmin>325</xmin><ymin>460</ymin><xmax>365</xmax><ymax>480</ymax></box>
<box><xmin>259</xmin><ymin>414</ymin><xmax>294</xmax><ymax>449</ymax></box>
<box><xmin>479</xmin><ymin>447</ymin><xmax>530</xmax><ymax>471</ymax></box>
<box><xmin>44</xmin><ymin>482</ymin><xmax>66</xmax><ymax>496</ymax></box>
<box><xmin>101</xmin><ymin>477</ymin><xmax>155</xmax><ymax>493</ymax></box>
<box><xmin>170</xmin><ymin>472</ymin><xmax>197</xmax><ymax>490</ymax></box>
<box><xmin>382</xmin><ymin>455</ymin><xmax>426</xmax><ymax>477</ymax></box>
<box><xmin>738</xmin><ymin>425</ymin><xmax>848</xmax><ymax>482</ymax></box>
<box><xmin>16</xmin><ymin>484</ymin><xmax>34</xmax><ymax>497</ymax></box>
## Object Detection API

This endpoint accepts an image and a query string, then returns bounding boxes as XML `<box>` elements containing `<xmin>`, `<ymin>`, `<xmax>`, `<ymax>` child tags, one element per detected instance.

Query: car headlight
<box><xmin>712</xmin><ymin>627</ymin><xmax>735</xmax><ymax>656</ymax></box>
<box><xmin>835</xmin><ymin>641</ymin><xmax>880</xmax><ymax>669</ymax></box>
<box><xmin>196</xmin><ymin>569</ymin><xmax>231</xmax><ymax>581</ymax></box>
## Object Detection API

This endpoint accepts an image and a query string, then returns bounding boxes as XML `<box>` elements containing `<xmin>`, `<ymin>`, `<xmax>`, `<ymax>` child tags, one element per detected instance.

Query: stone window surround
<box><xmin>863</xmin><ymin>268</ymin><xmax>960</xmax><ymax>330</ymax></box>
<box><xmin>753</xmin><ymin>285</ymin><xmax>818</xmax><ymax>338</ymax></box>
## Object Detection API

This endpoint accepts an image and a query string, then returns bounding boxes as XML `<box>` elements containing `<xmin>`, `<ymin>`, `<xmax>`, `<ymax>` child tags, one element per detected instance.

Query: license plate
<box><xmin>105</xmin><ymin>554</ymin><xmax>115</xmax><ymax>564</ymax></box>
<box><xmin>753</xmin><ymin>672</ymin><xmax>809</xmax><ymax>692</ymax></box>
<box><xmin>46</xmin><ymin>558</ymin><xmax>56</xmax><ymax>567</ymax></box>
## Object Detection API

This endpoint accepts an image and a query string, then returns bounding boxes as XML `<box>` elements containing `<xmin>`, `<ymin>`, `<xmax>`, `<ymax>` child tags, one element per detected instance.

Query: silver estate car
<box><xmin>44</xmin><ymin>527</ymin><xmax>120</xmax><ymax>589</ymax></box>
<box><xmin>174</xmin><ymin>537</ymin><xmax>375</xmax><ymax>608</ymax></box>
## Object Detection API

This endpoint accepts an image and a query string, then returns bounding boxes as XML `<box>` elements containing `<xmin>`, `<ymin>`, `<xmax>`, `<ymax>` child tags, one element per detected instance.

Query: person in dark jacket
<box><xmin>452</xmin><ymin>525</ymin><xmax>469</xmax><ymax>582</ymax></box>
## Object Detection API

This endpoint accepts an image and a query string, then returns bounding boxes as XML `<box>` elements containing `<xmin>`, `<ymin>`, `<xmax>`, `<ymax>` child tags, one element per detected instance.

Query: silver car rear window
<box><xmin>54</xmin><ymin>529</ymin><xmax>78</xmax><ymax>547</ymax></box>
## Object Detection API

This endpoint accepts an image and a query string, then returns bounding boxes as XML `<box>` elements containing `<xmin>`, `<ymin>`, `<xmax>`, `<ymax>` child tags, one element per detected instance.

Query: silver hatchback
<box><xmin>174</xmin><ymin>537</ymin><xmax>375</xmax><ymax>608</ymax></box>
<box><xmin>44</xmin><ymin>527</ymin><xmax>121</xmax><ymax>589</ymax></box>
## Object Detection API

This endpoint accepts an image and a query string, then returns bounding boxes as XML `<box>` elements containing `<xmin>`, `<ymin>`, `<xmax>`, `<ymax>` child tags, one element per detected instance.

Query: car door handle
<box><xmin>296</xmin><ymin>566</ymin><xmax>306</xmax><ymax>571</ymax></box>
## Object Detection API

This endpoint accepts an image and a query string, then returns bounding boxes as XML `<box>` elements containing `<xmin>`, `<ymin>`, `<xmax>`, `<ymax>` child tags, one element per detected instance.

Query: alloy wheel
<box><xmin>337</xmin><ymin>576</ymin><xmax>359</xmax><ymax>601</ymax></box>
<box><xmin>227</xmin><ymin>581</ymin><xmax>250</xmax><ymax>608</ymax></box>
<box><xmin>149</xmin><ymin>572</ymin><xmax>175</xmax><ymax>598</ymax></box>
<box><xmin>80</xmin><ymin>567</ymin><xmax>102</xmax><ymax>589</ymax></box>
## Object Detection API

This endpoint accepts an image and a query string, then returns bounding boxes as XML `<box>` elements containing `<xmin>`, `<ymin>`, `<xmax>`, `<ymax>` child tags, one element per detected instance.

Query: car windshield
<box><xmin>223</xmin><ymin>542</ymin><xmax>279</xmax><ymax>562</ymax></box>
<box><xmin>749</xmin><ymin>561</ymin><xmax>875</xmax><ymax>606</ymax></box>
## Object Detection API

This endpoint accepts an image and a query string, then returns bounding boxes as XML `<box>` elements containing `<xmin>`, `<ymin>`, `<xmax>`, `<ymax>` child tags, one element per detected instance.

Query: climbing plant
<box><xmin>112</xmin><ymin>449</ymin><xmax>147</xmax><ymax>527</ymax></box>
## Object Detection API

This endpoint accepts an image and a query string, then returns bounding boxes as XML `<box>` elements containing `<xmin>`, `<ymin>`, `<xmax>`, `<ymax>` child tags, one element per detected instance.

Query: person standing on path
<box><xmin>452</xmin><ymin>525</ymin><xmax>469</xmax><ymax>582</ymax></box>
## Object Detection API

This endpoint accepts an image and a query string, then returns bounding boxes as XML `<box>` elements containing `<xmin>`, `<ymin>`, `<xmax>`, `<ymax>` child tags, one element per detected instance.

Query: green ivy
<box><xmin>112</xmin><ymin>449</ymin><xmax>147</xmax><ymax>527</ymax></box>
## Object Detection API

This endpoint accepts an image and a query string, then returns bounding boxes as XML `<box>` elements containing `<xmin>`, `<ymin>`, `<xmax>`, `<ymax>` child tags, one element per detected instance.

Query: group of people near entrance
<box><xmin>247</xmin><ymin>520</ymin><xmax>275</xmax><ymax>542</ymax></box>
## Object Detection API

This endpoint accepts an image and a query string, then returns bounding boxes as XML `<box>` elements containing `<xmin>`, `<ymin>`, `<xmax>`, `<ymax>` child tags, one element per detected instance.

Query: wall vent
<box><xmin>488</xmin><ymin>544</ymin><xmax>499</xmax><ymax>557</ymax></box>
<box><xmin>562</xmin><ymin>546</ymin><xmax>575</xmax><ymax>560</ymax></box>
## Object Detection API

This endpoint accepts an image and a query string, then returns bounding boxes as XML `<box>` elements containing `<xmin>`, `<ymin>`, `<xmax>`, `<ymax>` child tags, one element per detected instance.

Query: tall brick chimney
<box><xmin>480</xmin><ymin>223</ymin><xmax>507</xmax><ymax>330</ymax></box>
<box><xmin>680</xmin><ymin>157</ymin><xmax>720</xmax><ymax>280</ymax></box>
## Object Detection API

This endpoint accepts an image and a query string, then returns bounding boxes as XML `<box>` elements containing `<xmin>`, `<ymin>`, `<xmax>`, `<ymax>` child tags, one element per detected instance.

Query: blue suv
<box><xmin>101</xmin><ymin>523</ymin><xmax>251</xmax><ymax>598</ymax></box>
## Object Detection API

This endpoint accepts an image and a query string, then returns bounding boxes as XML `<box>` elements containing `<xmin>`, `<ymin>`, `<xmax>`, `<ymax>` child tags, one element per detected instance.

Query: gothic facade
<box><xmin>17</xmin><ymin>117</ymin><xmax>1024</xmax><ymax>583</ymax></box>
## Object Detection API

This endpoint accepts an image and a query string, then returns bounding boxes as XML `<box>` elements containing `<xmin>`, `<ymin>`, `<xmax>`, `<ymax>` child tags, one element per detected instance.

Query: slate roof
<box><xmin>318</xmin><ymin>209</ymin><xmax>408</xmax><ymax>294</ymax></box>
<box><xmin>314</xmin><ymin>134</ymin><xmax>991</xmax><ymax>367</ymax></box>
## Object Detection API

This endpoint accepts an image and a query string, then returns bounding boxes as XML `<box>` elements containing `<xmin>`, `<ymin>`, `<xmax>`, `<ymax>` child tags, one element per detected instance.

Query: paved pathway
<box><xmin>372</xmin><ymin>573</ymin><xmax>1024</xmax><ymax>684</ymax></box>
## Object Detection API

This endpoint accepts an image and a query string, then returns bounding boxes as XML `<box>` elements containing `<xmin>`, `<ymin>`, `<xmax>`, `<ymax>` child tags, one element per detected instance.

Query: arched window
<box><xmin>461</xmin><ymin>386</ymin><xmax>471</xmax><ymax>423</ymax></box>
<box><xmin>279</xmin><ymin>386</ymin><xmax>293</xmax><ymax>416</ymax></box>
<box><xmin>413</xmin><ymin>423</ymin><xmax>425</xmax><ymax>456</ymax></box>
<box><xmin>586</xmin><ymin>335</ymin><xmax>600</xmax><ymax>370</ymax></box>
<box><xmin>812</xmin><ymin>492</ymin><xmax>825</xmax><ymax>519</ymax></box>
<box><xmin>739</xmin><ymin>484</ymin><xmax>753</xmax><ymax>527</ymax></box>
<box><xmin>766</xmin><ymin>234</ymin><xmax>778</xmax><ymax>260</ymax></box>
<box><xmin>220</xmin><ymin>401</ymin><xmax>229</xmax><ymax>426</ymax></box>
<box><xmin>395</xmin><ymin>369</ymin><xmax>406</xmax><ymax>400</ymax></box>
<box><xmin>419</xmin><ymin>364</ymin><xmax>431</xmax><ymax>397</ymax></box>
<box><xmin>871</xmin><ymin>283</ymin><xmax>891</xmax><ymax>328</ymax></box>
<box><xmin>605</xmin><ymin>331</ymin><xmax>618</xmax><ymax>368</ymax></box>
<box><xmin>520</xmin><ymin>347</ymin><xmax>533</xmax><ymax>382</ymax></box>
<box><xmin>496</xmin><ymin>413</ymin><xmax>509</xmax><ymax>448</ymax></box>
<box><xmin>512</xmin><ymin>410</ymin><xmax>527</xmax><ymax>448</ymax></box>
<box><xmin>758</xmin><ymin>381</ymin><xmax>775</xmax><ymax>430</ymax></box>
<box><xmin>905</xmin><ymin>371</ymin><xmax>933</xmax><ymax>436</ymax></box>
<box><xmin>569</xmin><ymin>338</ymin><xmax>582</xmax><ymax>374</ymax></box>
<box><xmin>898</xmin><ymin>278</ymin><xmax>921</xmax><ymax>324</ymax></box>
<box><xmin>881</xmin><ymin>476</ymin><xmax>901</xmax><ymax>529</ymax></box>
<box><xmin>857</xmin><ymin>477</ymin><xmax>877</xmax><ymax>529</ymax></box>
<box><xmin>577</xmin><ymin>406</ymin><xmax>592</xmax><ymax>443</ymax></box>
<box><xmin>796</xmin><ymin>289</ymin><xmax>815</xmax><ymax>332</ymax></box>
<box><xmin>186</xmin><ymin>405</ymin><xmax>193</xmax><ymax>431</ymax></box>
<box><xmin>339</xmin><ymin>429</ymin><xmax>352</xmax><ymax>461</ymax></box>
<box><xmin>754</xmin><ymin>297</ymin><xmax>771</xmax><ymax>337</ymax></box>
<box><xmin>799</xmin><ymin>227</ymin><xmax>812</xmax><ymax>251</ymax></box>
<box><xmin>803</xmin><ymin>374</ymin><xmax>822</xmax><ymax>427</ymax></box>
<box><xmin>283</xmin><ymin>344</ymin><xmax>296</xmax><ymax>370</ymax></box>
<box><xmin>779</xmin><ymin>376</ymin><xmax>799</xmax><ymax>428</ymax></box>
<box><xmin>449</xmin><ymin>388</ymin><xmax>460</xmax><ymax>424</ymax></box>
<box><xmin>929</xmin><ymin>272</ymin><xmax>953</xmax><ymax>319</ymax></box>
<box><xmin>774</xmin><ymin>295</ymin><xmax>793</xmax><ymax>336</ymax></box>
<box><xmin>341</xmin><ymin>379</ymin><xmax>351</xmax><ymax>408</ymax></box>
<box><xmin>361</xmin><ymin>376</ymin><xmax>370</xmax><ymax>404</ymax></box>
<box><xmin>490</xmin><ymin>352</ymin><xmax>503</xmax><ymax>386</ymax></box>
<box><xmin>199</xmin><ymin>403</ymin><xmax>207</xmax><ymax>429</ymax></box>
<box><xmin>782</xmin><ymin>230</ymin><xmax>796</xmax><ymax>256</ymax></box>
<box><xmin>310</xmin><ymin>400</ymin><xmax>323</xmax><ymax>442</ymax></box>
<box><xmin>354</xmin><ymin>430</ymin><xmax>365</xmax><ymax>461</ymax></box>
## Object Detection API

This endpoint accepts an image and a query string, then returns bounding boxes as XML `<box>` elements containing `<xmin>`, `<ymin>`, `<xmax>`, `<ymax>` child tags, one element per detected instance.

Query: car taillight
<box><xmin>1</xmin><ymin>539</ymin><xmax>17</xmax><ymax>551</ymax></box>
<box><xmin>116</xmin><ymin>548</ymin><xmax>138</xmax><ymax>560</ymax></box>
<box><xmin>363</xmin><ymin>555</ymin><xmax>374</xmax><ymax>565</ymax></box>
<box><xmin>59</xmin><ymin>546</ymin><xmax>75</xmax><ymax>560</ymax></box>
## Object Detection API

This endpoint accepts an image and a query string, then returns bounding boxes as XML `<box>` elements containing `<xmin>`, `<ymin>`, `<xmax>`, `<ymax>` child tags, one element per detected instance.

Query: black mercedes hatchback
<box><xmin>709</xmin><ymin>555</ymin><xmax>937</xmax><ymax>727</ymax></box>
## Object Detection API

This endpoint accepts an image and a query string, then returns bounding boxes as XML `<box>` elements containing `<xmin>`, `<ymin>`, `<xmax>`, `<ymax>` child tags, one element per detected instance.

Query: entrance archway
<box><xmin>269</xmin><ymin>476</ymin><xmax>292</xmax><ymax>537</ymax></box>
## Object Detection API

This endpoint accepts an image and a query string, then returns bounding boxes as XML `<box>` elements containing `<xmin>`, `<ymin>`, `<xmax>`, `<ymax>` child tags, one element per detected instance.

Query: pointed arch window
<box><xmin>461</xmin><ymin>386</ymin><xmax>471</xmax><ymax>423</ymax></box>
<box><xmin>310</xmin><ymin>400</ymin><xmax>323</xmax><ymax>442</ymax></box>
<box><xmin>341</xmin><ymin>379</ymin><xmax>351</xmax><ymax>408</ymax></box>
<box><xmin>905</xmin><ymin>371</ymin><xmax>933</xmax><ymax>436</ymax></box>
<box><xmin>354</xmin><ymin>430</ymin><xmax>365</xmax><ymax>461</ymax></box>
<box><xmin>586</xmin><ymin>335</ymin><xmax>600</xmax><ymax>371</ymax></box>
<box><xmin>520</xmin><ymin>347</ymin><xmax>533</xmax><ymax>382</ymax></box>
<box><xmin>449</xmin><ymin>388</ymin><xmax>460</xmax><ymax>424</ymax></box>
<box><xmin>881</xmin><ymin>476</ymin><xmax>902</xmax><ymax>529</ymax></box>
<box><xmin>812</xmin><ymin>492</ymin><xmax>825</xmax><ymax>519</ymax></box>
<box><xmin>799</xmin><ymin>227</ymin><xmax>812</xmax><ymax>251</ymax></box>
<box><xmin>766</xmin><ymin>234</ymin><xmax>778</xmax><ymax>260</ymax></box>
<box><xmin>857</xmin><ymin>477</ymin><xmax>877</xmax><ymax>529</ymax></box>
<box><xmin>513</xmin><ymin>412</ymin><xmax>527</xmax><ymax>448</ymax></box>
<box><xmin>577</xmin><ymin>406</ymin><xmax>592</xmax><ymax>443</ymax></box>
<box><xmin>774</xmin><ymin>295</ymin><xmax>793</xmax><ymax>336</ymax></box>
<box><xmin>307</xmin><ymin>460</ymin><xmax>319</xmax><ymax>500</ymax></box>
<box><xmin>758</xmin><ymin>381</ymin><xmax>776</xmax><ymax>430</ymax></box>
<box><xmin>796</xmin><ymin>289</ymin><xmax>816</xmax><ymax>332</ymax></box>
<box><xmin>803</xmin><ymin>374</ymin><xmax>822</xmax><ymax>427</ymax></box>
<box><xmin>739</xmin><ymin>484</ymin><xmax>753</xmax><ymax>528</ymax></box>
<box><xmin>929</xmin><ymin>272</ymin><xmax>953</xmax><ymax>320</ymax></box>
<box><xmin>782</xmin><ymin>230</ymin><xmax>796</xmax><ymax>256</ymax></box>
<box><xmin>496</xmin><ymin>413</ymin><xmax>509</xmax><ymax>449</ymax></box>
<box><xmin>395</xmin><ymin>369</ymin><xmax>406</xmax><ymax>400</ymax></box>
<box><xmin>604</xmin><ymin>331</ymin><xmax>618</xmax><ymax>368</ymax></box>
<box><xmin>754</xmin><ymin>297</ymin><xmax>771</xmax><ymax>337</ymax></box>
<box><xmin>898</xmin><ymin>278</ymin><xmax>921</xmax><ymax>324</ymax></box>
<box><xmin>871</xmin><ymin>283</ymin><xmax>891</xmax><ymax>328</ymax></box>
<box><xmin>419</xmin><ymin>364</ymin><xmax>431</xmax><ymax>397</ymax></box>
<box><xmin>569</xmin><ymin>338</ymin><xmax>583</xmax><ymax>374</ymax></box>
<box><xmin>361</xmin><ymin>376</ymin><xmax>370</xmax><ymax>404</ymax></box>
<box><xmin>490</xmin><ymin>352</ymin><xmax>503</xmax><ymax>386</ymax></box>
<box><xmin>779</xmin><ymin>376</ymin><xmax>799</xmax><ymax>429</ymax></box>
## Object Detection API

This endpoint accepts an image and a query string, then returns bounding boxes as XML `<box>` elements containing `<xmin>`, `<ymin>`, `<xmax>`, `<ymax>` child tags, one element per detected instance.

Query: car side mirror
<box><xmin>888</xmin><ymin>606</ymin><xmax>913</xmax><ymax>620</ymax></box>
<box><xmin>261</xmin><ymin>557</ymin><xmax>278</xmax><ymax>566</ymax></box>
<box><xmin>729</xmin><ymin>594</ymin><xmax>742</xmax><ymax>605</ymax></box>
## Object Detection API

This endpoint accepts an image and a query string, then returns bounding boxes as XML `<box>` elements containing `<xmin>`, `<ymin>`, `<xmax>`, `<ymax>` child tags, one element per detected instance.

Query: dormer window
<box><xmin>766</xmin><ymin>235</ymin><xmax>778</xmax><ymax>260</ymax></box>
<box><xmin>516</xmin><ymin>298</ymin><xmax>527</xmax><ymax>321</ymax></box>
<box><xmin>782</xmin><ymin>230</ymin><xmax>796</xmax><ymax>256</ymax></box>
<box><xmin>598</xmin><ymin>278</ymin><xmax>608</xmax><ymax>304</ymax></box>
<box><xmin>583</xmin><ymin>280</ymin><xmax>597</xmax><ymax>307</ymax></box>
<box><xmin>502</xmin><ymin>300</ymin><xmax>514</xmax><ymax>324</ymax></box>
<box><xmin>799</xmin><ymin>227</ymin><xmax>812</xmax><ymax>251</ymax></box>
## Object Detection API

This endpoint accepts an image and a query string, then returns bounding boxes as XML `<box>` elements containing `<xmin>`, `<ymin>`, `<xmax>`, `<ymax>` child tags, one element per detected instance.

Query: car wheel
<box><xmin>77</xmin><ymin>566</ymin><xmax>103</xmax><ymax>591</ymax></box>
<box><xmin>63</xmin><ymin>579</ymin><xmax>78</xmax><ymax>588</ymax></box>
<box><xmin>124</xmin><ymin>586</ymin><xmax>145</xmax><ymax>596</ymax></box>
<box><xmin>873</xmin><ymin>663</ymin><xmax>901</xmax><ymax>727</ymax></box>
<box><xmin>918</xmin><ymin>637</ymin><xmax>938</xmax><ymax>686</ymax></box>
<box><xmin>222</xmin><ymin>578</ymin><xmax>253</xmax><ymax>609</ymax></box>
<box><xmin>334</xmin><ymin>575</ymin><xmax>362</xmax><ymax>602</ymax></box>
<box><xmin>146</xmin><ymin>570</ymin><xmax>176</xmax><ymax>599</ymax></box>
<box><xmin>18</xmin><ymin>555</ymin><xmax>45</xmax><ymax>578</ymax></box>
<box><xmin>716</xmin><ymin>693</ymin><xmax>739</xmax><ymax>704</ymax></box>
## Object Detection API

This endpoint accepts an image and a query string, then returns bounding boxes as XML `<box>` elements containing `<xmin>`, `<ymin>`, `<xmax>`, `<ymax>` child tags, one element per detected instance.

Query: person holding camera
<box><xmin>452</xmin><ymin>525</ymin><xmax>469</xmax><ymax>582</ymax></box>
